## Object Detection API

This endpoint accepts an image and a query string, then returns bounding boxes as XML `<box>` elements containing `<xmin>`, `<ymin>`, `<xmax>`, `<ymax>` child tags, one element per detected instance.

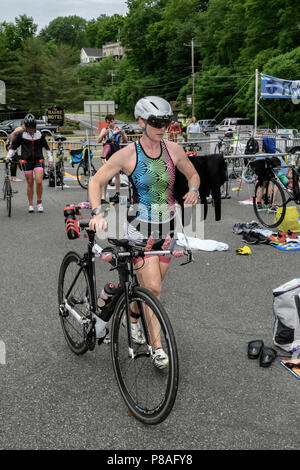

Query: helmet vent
<box><xmin>150</xmin><ymin>101</ymin><xmax>159</xmax><ymax>110</ymax></box>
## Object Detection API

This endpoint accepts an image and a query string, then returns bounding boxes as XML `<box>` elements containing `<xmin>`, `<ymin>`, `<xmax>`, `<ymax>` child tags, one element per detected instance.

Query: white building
<box><xmin>102</xmin><ymin>42</ymin><xmax>125</xmax><ymax>60</ymax></box>
<box><xmin>80</xmin><ymin>48</ymin><xmax>103</xmax><ymax>65</ymax></box>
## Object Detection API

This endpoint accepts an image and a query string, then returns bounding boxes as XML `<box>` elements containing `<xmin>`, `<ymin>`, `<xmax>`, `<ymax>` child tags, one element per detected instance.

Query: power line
<box><xmin>141</xmin><ymin>75</ymin><xmax>191</xmax><ymax>89</ymax></box>
<box><xmin>213</xmin><ymin>74</ymin><xmax>255</xmax><ymax>121</ymax></box>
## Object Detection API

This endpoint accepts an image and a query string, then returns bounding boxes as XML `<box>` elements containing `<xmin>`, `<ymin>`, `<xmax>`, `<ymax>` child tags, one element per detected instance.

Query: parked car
<box><xmin>0</xmin><ymin>118</ymin><xmax>59</xmax><ymax>140</ymax></box>
<box><xmin>120</xmin><ymin>122</ymin><xmax>143</xmax><ymax>136</ymax></box>
<box><xmin>216</xmin><ymin>117</ymin><xmax>253</xmax><ymax>133</ymax></box>
<box><xmin>197</xmin><ymin>119</ymin><xmax>217</xmax><ymax>133</ymax></box>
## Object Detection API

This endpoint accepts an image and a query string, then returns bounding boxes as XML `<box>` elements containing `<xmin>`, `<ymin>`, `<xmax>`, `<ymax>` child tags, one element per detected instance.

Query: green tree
<box><xmin>16</xmin><ymin>37</ymin><xmax>48</xmax><ymax>116</ymax></box>
<box><xmin>39</xmin><ymin>16</ymin><xmax>87</xmax><ymax>48</ymax></box>
<box><xmin>0</xmin><ymin>14</ymin><xmax>37</xmax><ymax>51</ymax></box>
<box><xmin>43</xmin><ymin>44</ymin><xmax>85</xmax><ymax>111</ymax></box>
<box><xmin>95</xmin><ymin>14</ymin><xmax>125</xmax><ymax>47</ymax></box>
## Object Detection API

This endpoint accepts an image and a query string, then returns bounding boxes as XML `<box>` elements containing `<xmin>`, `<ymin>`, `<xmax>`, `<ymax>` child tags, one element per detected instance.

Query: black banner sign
<box><xmin>46</xmin><ymin>106</ymin><xmax>64</xmax><ymax>126</ymax></box>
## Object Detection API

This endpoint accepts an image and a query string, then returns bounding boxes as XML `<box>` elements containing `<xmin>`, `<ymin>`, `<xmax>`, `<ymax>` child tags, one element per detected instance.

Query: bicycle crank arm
<box><xmin>62</xmin><ymin>300</ymin><xmax>91</xmax><ymax>325</ymax></box>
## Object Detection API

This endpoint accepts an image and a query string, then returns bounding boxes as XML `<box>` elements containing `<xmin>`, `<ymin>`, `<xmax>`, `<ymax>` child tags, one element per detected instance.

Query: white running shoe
<box><xmin>28</xmin><ymin>205</ymin><xmax>34</xmax><ymax>213</ymax></box>
<box><xmin>152</xmin><ymin>348</ymin><xmax>169</xmax><ymax>369</ymax></box>
<box><xmin>122</xmin><ymin>316</ymin><xmax>146</xmax><ymax>344</ymax></box>
<box><xmin>37</xmin><ymin>203</ymin><xmax>44</xmax><ymax>213</ymax></box>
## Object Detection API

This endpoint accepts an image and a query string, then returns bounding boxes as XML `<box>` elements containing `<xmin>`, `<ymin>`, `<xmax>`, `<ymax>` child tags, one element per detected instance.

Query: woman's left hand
<box><xmin>183</xmin><ymin>189</ymin><xmax>199</xmax><ymax>206</ymax></box>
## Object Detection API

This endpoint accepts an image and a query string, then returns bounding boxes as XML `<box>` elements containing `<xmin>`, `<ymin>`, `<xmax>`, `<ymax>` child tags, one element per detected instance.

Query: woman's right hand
<box><xmin>89</xmin><ymin>214</ymin><xmax>108</xmax><ymax>232</ymax></box>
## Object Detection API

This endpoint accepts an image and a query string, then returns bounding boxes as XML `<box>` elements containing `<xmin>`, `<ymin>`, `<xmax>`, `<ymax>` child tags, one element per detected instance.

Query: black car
<box><xmin>0</xmin><ymin>118</ymin><xmax>58</xmax><ymax>139</ymax></box>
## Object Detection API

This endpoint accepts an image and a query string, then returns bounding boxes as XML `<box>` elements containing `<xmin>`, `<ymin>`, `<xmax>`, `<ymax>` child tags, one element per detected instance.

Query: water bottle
<box><xmin>63</xmin><ymin>205</ymin><xmax>80</xmax><ymax>239</ymax></box>
<box><xmin>277</xmin><ymin>172</ymin><xmax>289</xmax><ymax>187</ymax></box>
<box><xmin>97</xmin><ymin>283</ymin><xmax>116</xmax><ymax>308</ymax></box>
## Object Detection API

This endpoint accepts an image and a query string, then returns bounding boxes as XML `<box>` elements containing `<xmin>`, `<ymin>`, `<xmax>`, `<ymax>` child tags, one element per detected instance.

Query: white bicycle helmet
<box><xmin>134</xmin><ymin>96</ymin><xmax>173</xmax><ymax>120</ymax></box>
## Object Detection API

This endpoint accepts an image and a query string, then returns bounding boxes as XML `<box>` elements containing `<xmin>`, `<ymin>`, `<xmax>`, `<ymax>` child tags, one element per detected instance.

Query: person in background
<box><xmin>186</xmin><ymin>116</ymin><xmax>201</xmax><ymax>135</ymax></box>
<box><xmin>169</xmin><ymin>121</ymin><xmax>182</xmax><ymax>142</ymax></box>
<box><xmin>5</xmin><ymin>114</ymin><xmax>53</xmax><ymax>213</ymax></box>
<box><xmin>98</xmin><ymin>114</ymin><xmax>128</xmax><ymax>204</ymax></box>
<box><xmin>6</xmin><ymin>123</ymin><xmax>24</xmax><ymax>182</ymax></box>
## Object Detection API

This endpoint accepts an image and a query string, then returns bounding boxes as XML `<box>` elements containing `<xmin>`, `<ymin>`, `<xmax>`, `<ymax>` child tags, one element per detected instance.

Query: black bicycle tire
<box><xmin>77</xmin><ymin>161</ymin><xmax>96</xmax><ymax>189</ymax></box>
<box><xmin>4</xmin><ymin>180</ymin><xmax>12</xmax><ymax>216</ymax></box>
<box><xmin>60</xmin><ymin>159</ymin><xmax>64</xmax><ymax>190</ymax></box>
<box><xmin>6</xmin><ymin>193</ymin><xmax>11</xmax><ymax>216</ymax></box>
<box><xmin>214</xmin><ymin>143</ymin><xmax>222</xmax><ymax>154</ymax></box>
<box><xmin>58</xmin><ymin>251</ymin><xmax>91</xmax><ymax>355</ymax></box>
<box><xmin>253</xmin><ymin>178</ymin><xmax>286</xmax><ymax>229</ymax></box>
<box><xmin>111</xmin><ymin>286</ymin><xmax>179</xmax><ymax>425</ymax></box>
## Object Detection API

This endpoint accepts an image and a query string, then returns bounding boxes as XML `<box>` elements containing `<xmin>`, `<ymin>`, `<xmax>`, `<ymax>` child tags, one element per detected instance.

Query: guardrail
<box><xmin>1</xmin><ymin>133</ymin><xmax>299</xmax><ymax>160</ymax></box>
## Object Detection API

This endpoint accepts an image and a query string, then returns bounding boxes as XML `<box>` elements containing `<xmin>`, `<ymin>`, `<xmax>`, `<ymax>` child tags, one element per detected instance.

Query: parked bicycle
<box><xmin>214</xmin><ymin>132</ymin><xmax>234</xmax><ymax>156</ymax></box>
<box><xmin>70</xmin><ymin>140</ymin><xmax>96</xmax><ymax>190</ymax></box>
<box><xmin>49</xmin><ymin>134</ymin><xmax>67</xmax><ymax>189</ymax></box>
<box><xmin>58</xmin><ymin>206</ymin><xmax>193</xmax><ymax>424</ymax></box>
<box><xmin>1</xmin><ymin>158</ymin><xmax>13</xmax><ymax>216</ymax></box>
<box><xmin>252</xmin><ymin>152</ymin><xmax>300</xmax><ymax>229</ymax></box>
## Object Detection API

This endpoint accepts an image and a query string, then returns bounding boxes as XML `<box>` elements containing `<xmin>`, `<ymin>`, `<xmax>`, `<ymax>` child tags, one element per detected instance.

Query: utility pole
<box><xmin>184</xmin><ymin>38</ymin><xmax>200</xmax><ymax>116</ymax></box>
<box><xmin>191</xmin><ymin>38</ymin><xmax>195</xmax><ymax>116</ymax></box>
<box><xmin>254</xmin><ymin>69</ymin><xmax>258</xmax><ymax>135</ymax></box>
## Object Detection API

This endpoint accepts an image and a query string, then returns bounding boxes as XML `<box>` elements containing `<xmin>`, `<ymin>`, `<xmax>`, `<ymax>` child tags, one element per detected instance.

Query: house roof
<box><xmin>82</xmin><ymin>48</ymin><xmax>102</xmax><ymax>57</ymax></box>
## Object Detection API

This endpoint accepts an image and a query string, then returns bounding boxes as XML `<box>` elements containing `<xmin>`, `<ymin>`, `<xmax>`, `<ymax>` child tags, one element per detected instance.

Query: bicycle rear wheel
<box><xmin>3</xmin><ymin>180</ymin><xmax>12</xmax><ymax>217</ymax></box>
<box><xmin>59</xmin><ymin>160</ymin><xmax>64</xmax><ymax>190</ymax></box>
<box><xmin>111</xmin><ymin>286</ymin><xmax>179</xmax><ymax>424</ymax></box>
<box><xmin>77</xmin><ymin>161</ymin><xmax>96</xmax><ymax>189</ymax></box>
<box><xmin>58</xmin><ymin>251</ymin><xmax>93</xmax><ymax>354</ymax></box>
<box><xmin>253</xmin><ymin>178</ymin><xmax>286</xmax><ymax>229</ymax></box>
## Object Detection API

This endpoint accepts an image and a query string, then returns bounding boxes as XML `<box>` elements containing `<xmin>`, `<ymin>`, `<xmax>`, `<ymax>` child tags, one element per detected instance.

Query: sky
<box><xmin>1</xmin><ymin>0</ymin><xmax>128</xmax><ymax>31</ymax></box>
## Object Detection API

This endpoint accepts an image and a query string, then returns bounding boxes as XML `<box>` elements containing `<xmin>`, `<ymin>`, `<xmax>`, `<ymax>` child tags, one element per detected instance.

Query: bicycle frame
<box><xmin>269</xmin><ymin>164</ymin><xmax>300</xmax><ymax>205</ymax></box>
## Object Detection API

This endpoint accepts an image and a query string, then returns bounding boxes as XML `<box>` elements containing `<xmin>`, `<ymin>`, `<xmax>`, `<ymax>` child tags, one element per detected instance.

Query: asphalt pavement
<box><xmin>0</xmin><ymin>164</ymin><xmax>299</xmax><ymax>451</ymax></box>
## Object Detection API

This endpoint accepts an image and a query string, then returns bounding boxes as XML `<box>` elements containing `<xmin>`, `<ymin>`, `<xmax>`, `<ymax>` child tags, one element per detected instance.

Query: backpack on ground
<box><xmin>273</xmin><ymin>278</ymin><xmax>300</xmax><ymax>353</ymax></box>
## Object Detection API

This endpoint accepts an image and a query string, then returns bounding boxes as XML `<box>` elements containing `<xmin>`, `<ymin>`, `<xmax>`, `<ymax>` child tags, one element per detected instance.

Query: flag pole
<box><xmin>254</xmin><ymin>69</ymin><xmax>258</xmax><ymax>135</ymax></box>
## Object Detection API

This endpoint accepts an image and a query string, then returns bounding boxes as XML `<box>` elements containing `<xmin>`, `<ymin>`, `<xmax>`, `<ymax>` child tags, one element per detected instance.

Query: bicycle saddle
<box><xmin>54</xmin><ymin>134</ymin><xmax>67</xmax><ymax>142</ymax></box>
<box><xmin>108</xmin><ymin>238</ymin><xmax>131</xmax><ymax>248</ymax></box>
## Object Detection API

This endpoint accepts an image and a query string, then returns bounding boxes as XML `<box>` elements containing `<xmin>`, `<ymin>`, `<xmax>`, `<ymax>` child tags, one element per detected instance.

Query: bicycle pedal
<box><xmin>97</xmin><ymin>328</ymin><xmax>109</xmax><ymax>345</ymax></box>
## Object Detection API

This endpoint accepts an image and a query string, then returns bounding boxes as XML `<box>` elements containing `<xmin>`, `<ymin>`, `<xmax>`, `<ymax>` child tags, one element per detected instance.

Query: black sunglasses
<box><xmin>146</xmin><ymin>116</ymin><xmax>172</xmax><ymax>129</ymax></box>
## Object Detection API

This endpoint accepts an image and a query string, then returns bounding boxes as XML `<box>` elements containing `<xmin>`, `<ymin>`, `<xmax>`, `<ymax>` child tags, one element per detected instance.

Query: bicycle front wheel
<box><xmin>253</xmin><ymin>178</ymin><xmax>286</xmax><ymax>229</ymax></box>
<box><xmin>77</xmin><ymin>161</ymin><xmax>96</xmax><ymax>189</ymax></box>
<box><xmin>111</xmin><ymin>286</ymin><xmax>179</xmax><ymax>425</ymax></box>
<box><xmin>59</xmin><ymin>160</ymin><xmax>64</xmax><ymax>190</ymax></box>
<box><xmin>58</xmin><ymin>251</ymin><xmax>92</xmax><ymax>355</ymax></box>
<box><xmin>4</xmin><ymin>180</ymin><xmax>12</xmax><ymax>217</ymax></box>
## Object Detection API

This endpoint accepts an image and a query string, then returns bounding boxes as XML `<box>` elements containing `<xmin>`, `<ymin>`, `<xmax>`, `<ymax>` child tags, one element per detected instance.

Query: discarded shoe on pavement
<box><xmin>259</xmin><ymin>346</ymin><xmax>277</xmax><ymax>368</ymax></box>
<box><xmin>248</xmin><ymin>340</ymin><xmax>264</xmax><ymax>359</ymax></box>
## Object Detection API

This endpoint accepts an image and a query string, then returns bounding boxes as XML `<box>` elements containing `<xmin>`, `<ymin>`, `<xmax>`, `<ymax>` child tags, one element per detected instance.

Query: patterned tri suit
<box><xmin>126</xmin><ymin>139</ymin><xmax>176</xmax><ymax>262</ymax></box>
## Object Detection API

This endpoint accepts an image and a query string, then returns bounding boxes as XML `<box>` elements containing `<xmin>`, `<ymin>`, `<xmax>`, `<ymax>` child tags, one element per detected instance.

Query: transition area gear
<box><xmin>236</xmin><ymin>245</ymin><xmax>252</xmax><ymax>255</ymax></box>
<box><xmin>134</xmin><ymin>96</ymin><xmax>173</xmax><ymax>120</ymax></box>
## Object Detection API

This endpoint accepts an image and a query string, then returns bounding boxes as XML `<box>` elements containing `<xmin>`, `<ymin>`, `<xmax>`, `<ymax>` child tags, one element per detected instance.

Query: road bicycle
<box><xmin>1</xmin><ymin>159</ymin><xmax>13</xmax><ymax>216</ymax></box>
<box><xmin>58</xmin><ymin>207</ymin><xmax>193</xmax><ymax>424</ymax></box>
<box><xmin>52</xmin><ymin>134</ymin><xmax>67</xmax><ymax>190</ymax></box>
<box><xmin>252</xmin><ymin>153</ymin><xmax>300</xmax><ymax>229</ymax></box>
<box><xmin>214</xmin><ymin>134</ymin><xmax>234</xmax><ymax>156</ymax></box>
<box><xmin>70</xmin><ymin>140</ymin><xmax>96</xmax><ymax>190</ymax></box>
